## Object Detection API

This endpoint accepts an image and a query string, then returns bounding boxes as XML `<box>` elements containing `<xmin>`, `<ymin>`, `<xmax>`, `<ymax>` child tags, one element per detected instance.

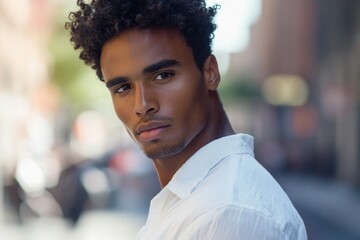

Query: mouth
<box><xmin>136</xmin><ymin>122</ymin><xmax>170</xmax><ymax>142</ymax></box>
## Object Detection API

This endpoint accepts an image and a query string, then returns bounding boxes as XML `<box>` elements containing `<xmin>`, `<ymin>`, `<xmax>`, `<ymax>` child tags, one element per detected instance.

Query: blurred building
<box><xmin>228</xmin><ymin>0</ymin><xmax>360</xmax><ymax>185</ymax></box>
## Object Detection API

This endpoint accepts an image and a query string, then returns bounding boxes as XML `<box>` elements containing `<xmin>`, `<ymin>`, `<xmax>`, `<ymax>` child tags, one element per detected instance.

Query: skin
<box><xmin>100</xmin><ymin>28</ymin><xmax>234</xmax><ymax>187</ymax></box>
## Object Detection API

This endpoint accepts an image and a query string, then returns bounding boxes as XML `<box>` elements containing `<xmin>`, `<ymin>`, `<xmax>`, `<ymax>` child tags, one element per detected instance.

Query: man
<box><xmin>66</xmin><ymin>0</ymin><xmax>307</xmax><ymax>239</ymax></box>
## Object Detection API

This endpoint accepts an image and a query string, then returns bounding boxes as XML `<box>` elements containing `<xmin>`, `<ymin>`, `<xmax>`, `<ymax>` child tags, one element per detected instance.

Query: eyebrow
<box><xmin>105</xmin><ymin>76</ymin><xmax>129</xmax><ymax>89</ymax></box>
<box><xmin>143</xmin><ymin>59</ymin><xmax>179</xmax><ymax>75</ymax></box>
<box><xmin>105</xmin><ymin>59</ymin><xmax>179</xmax><ymax>89</ymax></box>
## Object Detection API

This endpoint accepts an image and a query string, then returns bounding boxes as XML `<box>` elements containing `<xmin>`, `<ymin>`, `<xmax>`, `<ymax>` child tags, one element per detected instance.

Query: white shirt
<box><xmin>137</xmin><ymin>134</ymin><xmax>307</xmax><ymax>240</ymax></box>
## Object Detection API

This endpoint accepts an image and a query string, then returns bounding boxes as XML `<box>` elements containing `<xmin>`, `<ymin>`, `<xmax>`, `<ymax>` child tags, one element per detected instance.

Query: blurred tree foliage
<box><xmin>219</xmin><ymin>75</ymin><xmax>262</xmax><ymax>104</ymax></box>
<box><xmin>48</xmin><ymin>3</ymin><xmax>108</xmax><ymax>111</ymax></box>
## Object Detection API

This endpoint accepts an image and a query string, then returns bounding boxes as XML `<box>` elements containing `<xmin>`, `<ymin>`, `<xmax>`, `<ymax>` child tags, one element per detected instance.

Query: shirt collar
<box><xmin>166</xmin><ymin>133</ymin><xmax>254</xmax><ymax>199</ymax></box>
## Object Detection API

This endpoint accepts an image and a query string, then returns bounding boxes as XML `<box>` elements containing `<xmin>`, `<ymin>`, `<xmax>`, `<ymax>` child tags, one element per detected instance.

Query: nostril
<box><xmin>146</xmin><ymin>107</ymin><xmax>156</xmax><ymax>114</ymax></box>
<box><xmin>135</xmin><ymin>106</ymin><xmax>157</xmax><ymax>117</ymax></box>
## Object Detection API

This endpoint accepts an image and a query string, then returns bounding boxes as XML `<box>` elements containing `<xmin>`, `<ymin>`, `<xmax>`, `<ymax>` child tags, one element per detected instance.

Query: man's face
<box><xmin>100</xmin><ymin>28</ymin><xmax>212</xmax><ymax>159</ymax></box>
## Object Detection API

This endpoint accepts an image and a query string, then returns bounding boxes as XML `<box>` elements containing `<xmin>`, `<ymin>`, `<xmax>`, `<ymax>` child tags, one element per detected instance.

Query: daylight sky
<box><xmin>206</xmin><ymin>0</ymin><xmax>261</xmax><ymax>53</ymax></box>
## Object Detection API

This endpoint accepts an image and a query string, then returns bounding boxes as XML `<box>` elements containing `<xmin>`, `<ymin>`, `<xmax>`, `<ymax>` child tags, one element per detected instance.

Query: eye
<box><xmin>114</xmin><ymin>84</ymin><xmax>132</xmax><ymax>94</ymax></box>
<box><xmin>154</xmin><ymin>72</ymin><xmax>174</xmax><ymax>81</ymax></box>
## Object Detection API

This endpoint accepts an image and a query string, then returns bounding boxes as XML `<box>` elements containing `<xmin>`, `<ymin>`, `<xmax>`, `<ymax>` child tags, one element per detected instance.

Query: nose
<box><xmin>134</xmin><ymin>82</ymin><xmax>158</xmax><ymax>117</ymax></box>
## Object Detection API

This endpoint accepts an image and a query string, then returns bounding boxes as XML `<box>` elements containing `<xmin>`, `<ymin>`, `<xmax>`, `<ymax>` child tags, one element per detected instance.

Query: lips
<box><xmin>135</xmin><ymin>121</ymin><xmax>170</xmax><ymax>141</ymax></box>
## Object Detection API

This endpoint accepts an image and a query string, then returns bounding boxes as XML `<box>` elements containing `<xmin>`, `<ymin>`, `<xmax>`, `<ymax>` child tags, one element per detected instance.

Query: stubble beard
<box><xmin>142</xmin><ymin>140</ymin><xmax>186</xmax><ymax>160</ymax></box>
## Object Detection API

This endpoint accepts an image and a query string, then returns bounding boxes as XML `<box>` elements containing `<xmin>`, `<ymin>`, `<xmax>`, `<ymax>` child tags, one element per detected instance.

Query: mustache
<box><xmin>133</xmin><ymin>115</ymin><xmax>172</xmax><ymax>132</ymax></box>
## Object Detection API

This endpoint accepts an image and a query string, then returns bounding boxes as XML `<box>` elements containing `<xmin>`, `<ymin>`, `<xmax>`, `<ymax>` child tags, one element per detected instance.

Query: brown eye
<box><xmin>115</xmin><ymin>84</ymin><xmax>132</xmax><ymax>93</ymax></box>
<box><xmin>155</xmin><ymin>72</ymin><xmax>174</xmax><ymax>80</ymax></box>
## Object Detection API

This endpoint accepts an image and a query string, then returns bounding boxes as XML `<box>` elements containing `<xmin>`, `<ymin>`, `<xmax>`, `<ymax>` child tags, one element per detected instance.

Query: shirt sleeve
<box><xmin>184</xmin><ymin>205</ymin><xmax>307</xmax><ymax>240</ymax></box>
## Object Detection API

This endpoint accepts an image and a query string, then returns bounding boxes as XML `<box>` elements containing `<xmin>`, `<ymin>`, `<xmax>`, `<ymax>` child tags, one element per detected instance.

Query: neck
<box><xmin>153</xmin><ymin>92</ymin><xmax>234</xmax><ymax>188</ymax></box>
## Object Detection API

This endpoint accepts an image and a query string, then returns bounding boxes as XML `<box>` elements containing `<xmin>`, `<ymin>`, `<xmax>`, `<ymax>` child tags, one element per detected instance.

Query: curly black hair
<box><xmin>65</xmin><ymin>0</ymin><xmax>219</xmax><ymax>81</ymax></box>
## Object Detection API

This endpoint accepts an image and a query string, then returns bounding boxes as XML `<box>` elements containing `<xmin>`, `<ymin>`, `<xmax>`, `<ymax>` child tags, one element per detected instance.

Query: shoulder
<box><xmin>223</xmin><ymin>153</ymin><xmax>295</xmax><ymax>210</ymax></box>
<box><xmin>194</xmin><ymin>153</ymin><xmax>306</xmax><ymax>235</ymax></box>
<box><xmin>193</xmin><ymin>152</ymin><xmax>294</xmax><ymax>212</ymax></box>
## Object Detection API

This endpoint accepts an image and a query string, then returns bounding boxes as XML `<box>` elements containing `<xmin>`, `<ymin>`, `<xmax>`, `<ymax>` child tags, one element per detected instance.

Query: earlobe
<box><xmin>203</xmin><ymin>54</ymin><xmax>220</xmax><ymax>91</ymax></box>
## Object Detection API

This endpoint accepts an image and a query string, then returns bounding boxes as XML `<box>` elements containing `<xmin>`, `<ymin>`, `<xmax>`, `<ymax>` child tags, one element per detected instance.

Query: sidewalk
<box><xmin>0</xmin><ymin>211</ymin><xmax>146</xmax><ymax>240</ymax></box>
<box><xmin>276</xmin><ymin>173</ymin><xmax>360</xmax><ymax>240</ymax></box>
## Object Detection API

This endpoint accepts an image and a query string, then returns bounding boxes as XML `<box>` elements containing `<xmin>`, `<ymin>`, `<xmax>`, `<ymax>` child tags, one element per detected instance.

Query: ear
<box><xmin>203</xmin><ymin>54</ymin><xmax>221</xmax><ymax>91</ymax></box>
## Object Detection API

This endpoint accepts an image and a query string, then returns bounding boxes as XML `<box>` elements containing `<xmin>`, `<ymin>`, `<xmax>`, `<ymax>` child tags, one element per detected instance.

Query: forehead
<box><xmin>100</xmin><ymin>28</ymin><xmax>195</xmax><ymax>80</ymax></box>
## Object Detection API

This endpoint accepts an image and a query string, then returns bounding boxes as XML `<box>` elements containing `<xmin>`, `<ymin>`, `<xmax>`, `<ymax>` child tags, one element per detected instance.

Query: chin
<box><xmin>142</xmin><ymin>140</ymin><xmax>186</xmax><ymax>160</ymax></box>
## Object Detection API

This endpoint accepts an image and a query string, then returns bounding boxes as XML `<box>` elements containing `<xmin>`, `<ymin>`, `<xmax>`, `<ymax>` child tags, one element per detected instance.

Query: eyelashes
<box><xmin>154</xmin><ymin>72</ymin><xmax>174</xmax><ymax>80</ymax></box>
<box><xmin>114</xmin><ymin>84</ymin><xmax>132</xmax><ymax>93</ymax></box>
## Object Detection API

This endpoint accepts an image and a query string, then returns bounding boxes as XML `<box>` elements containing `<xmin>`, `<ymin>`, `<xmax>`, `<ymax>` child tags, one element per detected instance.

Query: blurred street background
<box><xmin>0</xmin><ymin>0</ymin><xmax>359</xmax><ymax>239</ymax></box>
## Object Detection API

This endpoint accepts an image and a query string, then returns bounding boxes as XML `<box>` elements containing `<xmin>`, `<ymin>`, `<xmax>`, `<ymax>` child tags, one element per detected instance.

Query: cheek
<box><xmin>167</xmin><ymin>81</ymin><xmax>210</xmax><ymax>124</ymax></box>
<box><xmin>113</xmin><ymin>101</ymin><xmax>138</xmax><ymax>140</ymax></box>
<box><xmin>112</xmin><ymin>98</ymin><xmax>131</xmax><ymax>125</ymax></box>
